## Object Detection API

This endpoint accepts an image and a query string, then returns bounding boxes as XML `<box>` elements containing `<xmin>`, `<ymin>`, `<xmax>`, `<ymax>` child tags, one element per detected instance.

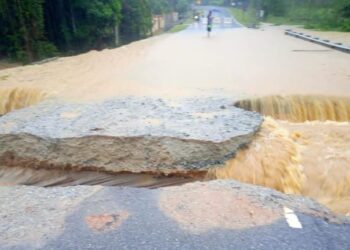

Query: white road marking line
<box><xmin>284</xmin><ymin>207</ymin><xmax>303</xmax><ymax>229</ymax></box>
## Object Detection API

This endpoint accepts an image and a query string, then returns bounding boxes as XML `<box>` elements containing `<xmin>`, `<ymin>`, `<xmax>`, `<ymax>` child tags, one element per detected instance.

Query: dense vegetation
<box><xmin>2</xmin><ymin>0</ymin><xmax>349</xmax><ymax>63</ymax></box>
<box><xmin>229</xmin><ymin>0</ymin><xmax>350</xmax><ymax>31</ymax></box>
<box><xmin>262</xmin><ymin>0</ymin><xmax>350</xmax><ymax>31</ymax></box>
<box><xmin>0</xmin><ymin>0</ymin><xmax>191</xmax><ymax>63</ymax></box>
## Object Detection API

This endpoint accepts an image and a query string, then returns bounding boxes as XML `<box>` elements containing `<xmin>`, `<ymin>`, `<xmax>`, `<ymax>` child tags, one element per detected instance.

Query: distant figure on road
<box><xmin>207</xmin><ymin>10</ymin><xmax>213</xmax><ymax>37</ymax></box>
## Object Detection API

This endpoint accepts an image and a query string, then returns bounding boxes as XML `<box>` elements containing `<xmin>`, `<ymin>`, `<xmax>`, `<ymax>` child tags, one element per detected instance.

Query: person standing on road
<box><xmin>207</xmin><ymin>10</ymin><xmax>213</xmax><ymax>37</ymax></box>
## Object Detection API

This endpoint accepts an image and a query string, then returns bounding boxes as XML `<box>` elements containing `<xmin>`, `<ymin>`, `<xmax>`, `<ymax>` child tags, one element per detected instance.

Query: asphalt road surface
<box><xmin>2</xmin><ymin>182</ymin><xmax>349</xmax><ymax>250</ymax></box>
<box><xmin>47</xmin><ymin>189</ymin><xmax>350</xmax><ymax>250</ymax></box>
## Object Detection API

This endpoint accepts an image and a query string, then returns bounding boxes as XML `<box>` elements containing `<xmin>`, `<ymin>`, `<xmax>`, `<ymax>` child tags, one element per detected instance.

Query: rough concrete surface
<box><xmin>0</xmin><ymin>181</ymin><xmax>349</xmax><ymax>250</ymax></box>
<box><xmin>0</xmin><ymin>97</ymin><xmax>262</xmax><ymax>175</ymax></box>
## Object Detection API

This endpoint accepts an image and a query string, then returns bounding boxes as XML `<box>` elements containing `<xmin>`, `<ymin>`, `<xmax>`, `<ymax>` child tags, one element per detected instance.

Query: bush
<box><xmin>36</xmin><ymin>41</ymin><xmax>59</xmax><ymax>60</ymax></box>
<box><xmin>262</xmin><ymin>0</ymin><xmax>350</xmax><ymax>31</ymax></box>
<box><xmin>341</xmin><ymin>19</ymin><xmax>350</xmax><ymax>31</ymax></box>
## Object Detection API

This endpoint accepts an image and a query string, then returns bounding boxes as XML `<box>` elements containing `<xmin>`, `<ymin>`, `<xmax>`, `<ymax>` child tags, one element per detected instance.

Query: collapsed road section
<box><xmin>1</xmin><ymin>180</ymin><xmax>349</xmax><ymax>249</ymax></box>
<box><xmin>0</xmin><ymin>97</ymin><xmax>262</xmax><ymax>186</ymax></box>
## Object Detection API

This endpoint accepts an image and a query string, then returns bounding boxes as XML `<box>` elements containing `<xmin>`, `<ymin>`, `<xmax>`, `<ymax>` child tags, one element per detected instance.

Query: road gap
<box><xmin>0</xmin><ymin>165</ymin><xmax>200</xmax><ymax>188</ymax></box>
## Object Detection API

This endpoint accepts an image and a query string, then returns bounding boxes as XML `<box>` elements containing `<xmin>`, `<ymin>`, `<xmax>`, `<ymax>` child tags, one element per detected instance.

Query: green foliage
<box><xmin>0</xmin><ymin>0</ymin><xmax>56</xmax><ymax>62</ymax></box>
<box><xmin>231</xmin><ymin>0</ymin><xmax>260</xmax><ymax>28</ymax></box>
<box><xmin>71</xmin><ymin>0</ymin><xmax>122</xmax><ymax>50</ymax></box>
<box><xmin>0</xmin><ymin>0</ymin><xmax>193</xmax><ymax>63</ymax></box>
<box><xmin>35</xmin><ymin>41</ymin><xmax>58</xmax><ymax>59</ymax></box>
<box><xmin>146</xmin><ymin>0</ymin><xmax>191</xmax><ymax>15</ymax></box>
<box><xmin>175</xmin><ymin>0</ymin><xmax>191</xmax><ymax>14</ymax></box>
<box><xmin>147</xmin><ymin>0</ymin><xmax>170</xmax><ymax>15</ymax></box>
<box><xmin>44</xmin><ymin>0</ymin><xmax>122</xmax><ymax>52</ymax></box>
<box><xmin>262</xmin><ymin>0</ymin><xmax>350</xmax><ymax>31</ymax></box>
<box><xmin>231</xmin><ymin>7</ymin><xmax>259</xmax><ymax>28</ymax></box>
<box><xmin>168</xmin><ymin>17</ymin><xmax>191</xmax><ymax>33</ymax></box>
<box><xmin>120</xmin><ymin>0</ymin><xmax>152</xmax><ymax>43</ymax></box>
<box><xmin>262</xmin><ymin>0</ymin><xmax>286</xmax><ymax>16</ymax></box>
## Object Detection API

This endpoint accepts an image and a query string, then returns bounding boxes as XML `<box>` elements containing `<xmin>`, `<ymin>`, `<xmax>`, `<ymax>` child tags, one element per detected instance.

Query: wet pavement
<box><xmin>1</xmin><ymin>181</ymin><xmax>349</xmax><ymax>250</ymax></box>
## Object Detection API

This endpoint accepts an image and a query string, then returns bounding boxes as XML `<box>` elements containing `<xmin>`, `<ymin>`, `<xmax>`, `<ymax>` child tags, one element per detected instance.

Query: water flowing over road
<box><xmin>0</xmin><ymin>6</ymin><xmax>350</xmax><ymax>250</ymax></box>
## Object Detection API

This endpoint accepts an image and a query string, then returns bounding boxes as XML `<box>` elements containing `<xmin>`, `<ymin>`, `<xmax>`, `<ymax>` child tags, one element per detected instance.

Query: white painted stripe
<box><xmin>284</xmin><ymin>207</ymin><xmax>303</xmax><ymax>229</ymax></box>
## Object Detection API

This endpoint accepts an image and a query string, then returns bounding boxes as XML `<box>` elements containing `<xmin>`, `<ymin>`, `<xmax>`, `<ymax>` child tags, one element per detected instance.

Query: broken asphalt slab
<box><xmin>0</xmin><ymin>97</ymin><xmax>262</xmax><ymax>175</ymax></box>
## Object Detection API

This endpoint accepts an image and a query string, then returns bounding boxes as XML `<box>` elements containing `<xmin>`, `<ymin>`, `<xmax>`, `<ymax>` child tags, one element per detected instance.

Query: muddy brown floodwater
<box><xmin>208</xmin><ymin>113</ymin><xmax>350</xmax><ymax>216</ymax></box>
<box><xmin>0</xmin><ymin>25</ymin><xmax>349</xmax><ymax>216</ymax></box>
<box><xmin>229</xmin><ymin>96</ymin><xmax>350</xmax><ymax>216</ymax></box>
<box><xmin>0</xmin><ymin>87</ymin><xmax>47</xmax><ymax>115</ymax></box>
<box><xmin>1</xmin><ymin>98</ymin><xmax>349</xmax><ymax>216</ymax></box>
<box><xmin>0</xmin><ymin>166</ymin><xmax>194</xmax><ymax>188</ymax></box>
<box><xmin>235</xmin><ymin>95</ymin><xmax>350</xmax><ymax>122</ymax></box>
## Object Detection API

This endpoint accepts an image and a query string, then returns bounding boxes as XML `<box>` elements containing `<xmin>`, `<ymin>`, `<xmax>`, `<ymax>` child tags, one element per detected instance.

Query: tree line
<box><xmin>217</xmin><ymin>0</ymin><xmax>350</xmax><ymax>31</ymax></box>
<box><xmin>203</xmin><ymin>0</ymin><xmax>350</xmax><ymax>31</ymax></box>
<box><xmin>261</xmin><ymin>0</ymin><xmax>350</xmax><ymax>31</ymax></box>
<box><xmin>0</xmin><ymin>0</ymin><xmax>191</xmax><ymax>63</ymax></box>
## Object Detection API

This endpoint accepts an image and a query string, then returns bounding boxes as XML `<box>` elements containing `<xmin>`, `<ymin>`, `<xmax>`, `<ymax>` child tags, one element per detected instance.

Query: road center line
<box><xmin>284</xmin><ymin>207</ymin><xmax>303</xmax><ymax>229</ymax></box>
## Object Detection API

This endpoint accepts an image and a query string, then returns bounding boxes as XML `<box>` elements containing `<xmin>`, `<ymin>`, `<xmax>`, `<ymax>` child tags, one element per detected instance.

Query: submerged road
<box><xmin>0</xmin><ymin>6</ymin><xmax>349</xmax><ymax>101</ymax></box>
<box><xmin>0</xmin><ymin>6</ymin><xmax>350</xmax><ymax>250</ymax></box>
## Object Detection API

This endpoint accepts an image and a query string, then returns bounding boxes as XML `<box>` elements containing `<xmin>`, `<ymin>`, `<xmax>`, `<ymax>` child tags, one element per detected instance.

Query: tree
<box><xmin>119</xmin><ymin>0</ymin><xmax>152</xmax><ymax>43</ymax></box>
<box><xmin>0</xmin><ymin>0</ymin><xmax>195</xmax><ymax>63</ymax></box>
<box><xmin>44</xmin><ymin>0</ymin><xmax>122</xmax><ymax>52</ymax></box>
<box><xmin>147</xmin><ymin>0</ymin><xmax>170</xmax><ymax>15</ymax></box>
<box><xmin>0</xmin><ymin>0</ymin><xmax>56</xmax><ymax>62</ymax></box>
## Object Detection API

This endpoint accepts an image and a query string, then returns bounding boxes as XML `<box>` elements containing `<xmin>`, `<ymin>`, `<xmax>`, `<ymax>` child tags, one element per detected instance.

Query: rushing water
<box><xmin>208</xmin><ymin>116</ymin><xmax>350</xmax><ymax>216</ymax></box>
<box><xmin>0</xmin><ymin>166</ymin><xmax>195</xmax><ymax>188</ymax></box>
<box><xmin>0</xmin><ymin>87</ymin><xmax>46</xmax><ymax>115</ymax></box>
<box><xmin>235</xmin><ymin>95</ymin><xmax>350</xmax><ymax>122</ymax></box>
<box><xmin>232</xmin><ymin>95</ymin><xmax>350</xmax><ymax>215</ymax></box>
<box><xmin>207</xmin><ymin>118</ymin><xmax>305</xmax><ymax>195</ymax></box>
<box><xmin>0</xmin><ymin>94</ymin><xmax>349</xmax><ymax>216</ymax></box>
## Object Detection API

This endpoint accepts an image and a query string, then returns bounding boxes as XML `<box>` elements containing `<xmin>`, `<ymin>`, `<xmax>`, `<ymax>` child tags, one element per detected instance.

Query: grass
<box><xmin>231</xmin><ymin>7</ymin><xmax>350</xmax><ymax>32</ymax></box>
<box><xmin>168</xmin><ymin>19</ymin><xmax>192</xmax><ymax>33</ymax></box>
<box><xmin>265</xmin><ymin>16</ymin><xmax>298</xmax><ymax>26</ymax></box>
<box><xmin>230</xmin><ymin>7</ymin><xmax>259</xmax><ymax>28</ymax></box>
<box><xmin>266</xmin><ymin>15</ymin><xmax>350</xmax><ymax>32</ymax></box>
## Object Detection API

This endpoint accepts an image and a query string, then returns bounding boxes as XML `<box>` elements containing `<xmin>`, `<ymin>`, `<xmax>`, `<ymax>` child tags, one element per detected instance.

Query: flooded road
<box><xmin>0</xmin><ymin>10</ymin><xmax>349</xmax><ymax>101</ymax></box>
<box><xmin>0</xmin><ymin>7</ymin><xmax>350</xmax><ymax>217</ymax></box>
